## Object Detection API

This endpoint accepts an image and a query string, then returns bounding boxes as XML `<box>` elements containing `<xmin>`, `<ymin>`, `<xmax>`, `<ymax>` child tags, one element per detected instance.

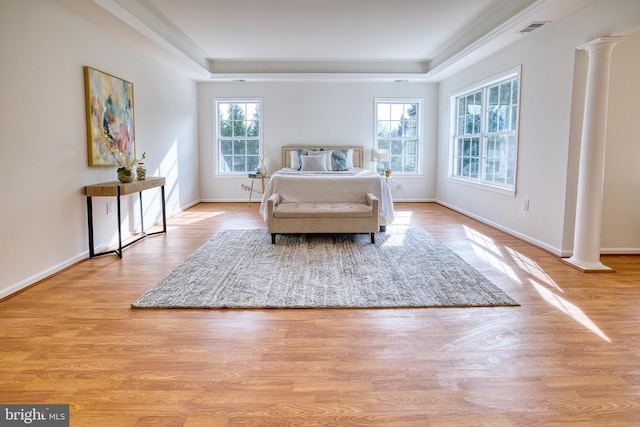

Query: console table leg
<box><xmin>139</xmin><ymin>191</ymin><xmax>144</xmax><ymax>233</ymax></box>
<box><xmin>87</xmin><ymin>196</ymin><xmax>95</xmax><ymax>258</ymax></box>
<box><xmin>116</xmin><ymin>186</ymin><xmax>123</xmax><ymax>259</ymax></box>
<box><xmin>161</xmin><ymin>185</ymin><xmax>167</xmax><ymax>232</ymax></box>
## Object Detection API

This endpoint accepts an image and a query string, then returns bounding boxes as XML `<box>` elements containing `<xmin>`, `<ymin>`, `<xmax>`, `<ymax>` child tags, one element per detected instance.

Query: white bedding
<box><xmin>259</xmin><ymin>168</ymin><xmax>395</xmax><ymax>223</ymax></box>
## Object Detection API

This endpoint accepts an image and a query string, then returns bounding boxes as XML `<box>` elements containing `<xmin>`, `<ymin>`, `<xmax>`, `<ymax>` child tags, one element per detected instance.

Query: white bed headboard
<box><xmin>281</xmin><ymin>145</ymin><xmax>364</xmax><ymax>169</ymax></box>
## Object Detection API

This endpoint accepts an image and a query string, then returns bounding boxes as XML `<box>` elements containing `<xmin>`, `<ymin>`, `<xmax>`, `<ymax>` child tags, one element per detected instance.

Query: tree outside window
<box><xmin>452</xmin><ymin>71</ymin><xmax>519</xmax><ymax>190</ymax></box>
<box><xmin>216</xmin><ymin>100</ymin><xmax>261</xmax><ymax>174</ymax></box>
<box><xmin>375</xmin><ymin>100</ymin><xmax>421</xmax><ymax>174</ymax></box>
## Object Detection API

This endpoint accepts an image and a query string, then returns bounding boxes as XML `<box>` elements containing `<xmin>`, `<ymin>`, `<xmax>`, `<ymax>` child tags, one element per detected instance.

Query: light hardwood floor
<box><xmin>2</xmin><ymin>202</ymin><xmax>639</xmax><ymax>426</ymax></box>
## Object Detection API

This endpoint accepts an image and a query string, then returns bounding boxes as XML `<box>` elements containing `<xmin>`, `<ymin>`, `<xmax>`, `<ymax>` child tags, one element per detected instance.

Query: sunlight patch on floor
<box><xmin>506</xmin><ymin>247</ymin><xmax>563</xmax><ymax>292</ymax></box>
<box><xmin>530</xmin><ymin>279</ymin><xmax>611</xmax><ymax>342</ymax></box>
<box><xmin>171</xmin><ymin>211</ymin><xmax>225</xmax><ymax>226</ymax></box>
<box><xmin>463</xmin><ymin>225</ymin><xmax>520</xmax><ymax>283</ymax></box>
<box><xmin>383</xmin><ymin>211</ymin><xmax>413</xmax><ymax>246</ymax></box>
<box><xmin>464</xmin><ymin>225</ymin><xmax>503</xmax><ymax>257</ymax></box>
<box><xmin>470</xmin><ymin>244</ymin><xmax>521</xmax><ymax>284</ymax></box>
<box><xmin>461</xmin><ymin>225</ymin><xmax>610</xmax><ymax>342</ymax></box>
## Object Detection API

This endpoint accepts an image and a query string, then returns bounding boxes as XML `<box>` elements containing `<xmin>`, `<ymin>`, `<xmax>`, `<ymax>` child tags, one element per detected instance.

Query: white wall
<box><xmin>601</xmin><ymin>30</ymin><xmax>640</xmax><ymax>253</ymax></box>
<box><xmin>0</xmin><ymin>0</ymin><xmax>199</xmax><ymax>298</ymax></box>
<box><xmin>197</xmin><ymin>82</ymin><xmax>438</xmax><ymax>202</ymax></box>
<box><xmin>436</xmin><ymin>0</ymin><xmax>640</xmax><ymax>255</ymax></box>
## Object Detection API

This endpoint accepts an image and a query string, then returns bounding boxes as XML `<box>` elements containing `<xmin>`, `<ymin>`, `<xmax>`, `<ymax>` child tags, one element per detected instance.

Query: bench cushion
<box><xmin>274</xmin><ymin>202</ymin><xmax>373</xmax><ymax>218</ymax></box>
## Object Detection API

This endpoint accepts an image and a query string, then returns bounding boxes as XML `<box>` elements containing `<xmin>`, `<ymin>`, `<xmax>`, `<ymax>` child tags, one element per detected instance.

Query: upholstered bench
<box><xmin>266</xmin><ymin>192</ymin><xmax>379</xmax><ymax>244</ymax></box>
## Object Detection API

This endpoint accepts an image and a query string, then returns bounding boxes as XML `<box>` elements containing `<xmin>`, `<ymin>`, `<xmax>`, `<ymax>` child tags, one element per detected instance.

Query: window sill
<box><xmin>446</xmin><ymin>176</ymin><xmax>516</xmax><ymax>197</ymax></box>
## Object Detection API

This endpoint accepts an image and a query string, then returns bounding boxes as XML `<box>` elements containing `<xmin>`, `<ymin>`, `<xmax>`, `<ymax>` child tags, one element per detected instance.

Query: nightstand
<box><xmin>248</xmin><ymin>173</ymin><xmax>268</xmax><ymax>205</ymax></box>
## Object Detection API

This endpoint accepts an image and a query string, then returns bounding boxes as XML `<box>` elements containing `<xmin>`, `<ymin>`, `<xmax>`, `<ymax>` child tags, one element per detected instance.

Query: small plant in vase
<box><xmin>384</xmin><ymin>169</ymin><xmax>392</xmax><ymax>178</ymax></box>
<box><xmin>110</xmin><ymin>147</ymin><xmax>146</xmax><ymax>183</ymax></box>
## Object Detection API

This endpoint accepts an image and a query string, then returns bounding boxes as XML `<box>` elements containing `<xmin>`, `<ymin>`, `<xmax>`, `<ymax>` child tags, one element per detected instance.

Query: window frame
<box><xmin>214</xmin><ymin>98</ymin><xmax>263</xmax><ymax>176</ymax></box>
<box><xmin>374</xmin><ymin>98</ymin><xmax>422</xmax><ymax>176</ymax></box>
<box><xmin>449</xmin><ymin>67</ymin><xmax>521</xmax><ymax>195</ymax></box>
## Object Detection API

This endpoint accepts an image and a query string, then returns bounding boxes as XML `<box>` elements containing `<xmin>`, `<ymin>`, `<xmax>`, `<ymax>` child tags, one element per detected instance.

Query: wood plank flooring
<box><xmin>1</xmin><ymin>202</ymin><xmax>639</xmax><ymax>426</ymax></box>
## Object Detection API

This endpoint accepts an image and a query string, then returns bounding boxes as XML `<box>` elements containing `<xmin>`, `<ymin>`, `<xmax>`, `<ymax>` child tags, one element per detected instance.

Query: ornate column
<box><xmin>563</xmin><ymin>36</ymin><xmax>623</xmax><ymax>271</ymax></box>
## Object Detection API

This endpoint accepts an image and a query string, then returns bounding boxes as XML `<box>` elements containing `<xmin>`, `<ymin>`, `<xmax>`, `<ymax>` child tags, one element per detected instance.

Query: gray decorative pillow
<box><xmin>300</xmin><ymin>154</ymin><xmax>328</xmax><ymax>171</ymax></box>
<box><xmin>308</xmin><ymin>149</ymin><xmax>332</xmax><ymax>170</ymax></box>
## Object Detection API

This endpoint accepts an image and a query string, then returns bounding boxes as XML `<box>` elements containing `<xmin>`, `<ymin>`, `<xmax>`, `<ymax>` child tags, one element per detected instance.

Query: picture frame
<box><xmin>84</xmin><ymin>66</ymin><xmax>135</xmax><ymax>166</ymax></box>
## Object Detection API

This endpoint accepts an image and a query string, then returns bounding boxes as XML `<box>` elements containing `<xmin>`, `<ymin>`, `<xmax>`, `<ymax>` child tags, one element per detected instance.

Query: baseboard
<box><xmin>435</xmin><ymin>200</ymin><xmax>563</xmax><ymax>256</ymax></box>
<box><xmin>1</xmin><ymin>201</ymin><xmax>197</xmax><ymax>301</ymax></box>
<box><xmin>0</xmin><ymin>253</ymin><xmax>86</xmax><ymax>301</ymax></box>
<box><xmin>601</xmin><ymin>248</ymin><xmax>640</xmax><ymax>255</ymax></box>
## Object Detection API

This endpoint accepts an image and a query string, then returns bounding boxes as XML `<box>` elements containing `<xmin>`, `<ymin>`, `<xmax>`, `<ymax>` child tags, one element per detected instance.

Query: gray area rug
<box><xmin>132</xmin><ymin>228</ymin><xmax>518</xmax><ymax>309</ymax></box>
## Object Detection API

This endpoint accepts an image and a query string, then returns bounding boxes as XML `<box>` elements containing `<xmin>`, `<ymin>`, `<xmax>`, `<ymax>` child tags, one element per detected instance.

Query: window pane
<box><xmin>220</xmin><ymin>121</ymin><xmax>232</xmax><ymax>137</ymax></box>
<box><xmin>233</xmin><ymin>140</ymin><xmax>246</xmax><ymax>154</ymax></box>
<box><xmin>230</xmin><ymin>104</ymin><xmax>245</xmax><ymax>120</ymax></box>
<box><xmin>220</xmin><ymin>139</ymin><xmax>233</xmax><ymax>154</ymax></box>
<box><xmin>405</xmin><ymin>140</ymin><xmax>417</xmax><ymax>155</ymax></box>
<box><xmin>378</xmin><ymin>121</ymin><xmax>390</xmax><ymax>138</ymax></box>
<box><xmin>470</xmin><ymin>138</ymin><xmax>479</xmax><ymax>157</ymax></box>
<box><xmin>378</xmin><ymin>104</ymin><xmax>390</xmax><ymax>120</ymax></box>
<box><xmin>218</xmin><ymin>104</ymin><xmax>230</xmax><ymax>120</ymax></box>
<box><xmin>390</xmin><ymin>104</ymin><xmax>404</xmax><ymax>120</ymax></box>
<box><xmin>390</xmin><ymin>140</ymin><xmax>403</xmax><ymax>155</ymax></box>
<box><xmin>247</xmin><ymin>120</ymin><xmax>259</xmax><ymax>136</ymax></box>
<box><xmin>220</xmin><ymin>155</ymin><xmax>232</xmax><ymax>172</ymax></box>
<box><xmin>247</xmin><ymin>139</ymin><xmax>259</xmax><ymax>155</ymax></box>
<box><xmin>500</xmin><ymin>82</ymin><xmax>511</xmax><ymax>105</ymax></box>
<box><xmin>247</xmin><ymin>156</ymin><xmax>259</xmax><ymax>172</ymax></box>
<box><xmin>390</xmin><ymin>121</ymin><xmax>402</xmax><ymax>137</ymax></box>
<box><xmin>233</xmin><ymin>156</ymin><xmax>246</xmax><ymax>171</ymax></box>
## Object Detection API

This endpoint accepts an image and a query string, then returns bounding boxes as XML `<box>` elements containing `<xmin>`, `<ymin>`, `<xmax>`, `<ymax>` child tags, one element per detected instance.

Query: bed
<box><xmin>259</xmin><ymin>145</ymin><xmax>394</xmax><ymax>229</ymax></box>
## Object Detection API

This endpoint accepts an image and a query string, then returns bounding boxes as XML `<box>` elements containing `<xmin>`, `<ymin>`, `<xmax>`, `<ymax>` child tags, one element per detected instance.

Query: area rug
<box><xmin>132</xmin><ymin>228</ymin><xmax>518</xmax><ymax>309</ymax></box>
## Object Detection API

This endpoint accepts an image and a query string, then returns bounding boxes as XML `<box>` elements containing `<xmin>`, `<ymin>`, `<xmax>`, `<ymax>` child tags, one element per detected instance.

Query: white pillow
<box><xmin>308</xmin><ymin>149</ymin><xmax>332</xmax><ymax>170</ymax></box>
<box><xmin>290</xmin><ymin>151</ymin><xmax>301</xmax><ymax>170</ymax></box>
<box><xmin>346</xmin><ymin>149</ymin><xmax>354</xmax><ymax>168</ymax></box>
<box><xmin>300</xmin><ymin>155</ymin><xmax>328</xmax><ymax>171</ymax></box>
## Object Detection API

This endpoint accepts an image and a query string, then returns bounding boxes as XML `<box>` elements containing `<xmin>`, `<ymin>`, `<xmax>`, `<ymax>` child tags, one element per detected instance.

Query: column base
<box><xmin>560</xmin><ymin>256</ymin><xmax>615</xmax><ymax>273</ymax></box>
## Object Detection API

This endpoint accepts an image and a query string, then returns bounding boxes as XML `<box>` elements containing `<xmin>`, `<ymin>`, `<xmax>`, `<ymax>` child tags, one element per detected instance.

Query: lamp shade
<box><xmin>371</xmin><ymin>149</ymin><xmax>389</xmax><ymax>162</ymax></box>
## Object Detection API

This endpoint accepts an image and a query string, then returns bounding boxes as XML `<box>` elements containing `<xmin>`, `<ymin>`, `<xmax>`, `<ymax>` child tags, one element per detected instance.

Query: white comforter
<box><xmin>259</xmin><ymin>168</ymin><xmax>394</xmax><ymax>223</ymax></box>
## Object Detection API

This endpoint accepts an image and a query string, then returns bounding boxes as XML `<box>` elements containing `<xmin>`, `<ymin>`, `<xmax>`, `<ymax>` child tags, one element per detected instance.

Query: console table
<box><xmin>85</xmin><ymin>177</ymin><xmax>166</xmax><ymax>258</ymax></box>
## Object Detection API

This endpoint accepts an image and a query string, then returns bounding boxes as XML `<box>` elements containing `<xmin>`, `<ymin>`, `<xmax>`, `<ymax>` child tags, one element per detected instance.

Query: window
<box><xmin>375</xmin><ymin>99</ymin><xmax>421</xmax><ymax>174</ymax></box>
<box><xmin>215</xmin><ymin>99</ymin><xmax>262</xmax><ymax>174</ymax></box>
<box><xmin>451</xmin><ymin>70</ymin><xmax>520</xmax><ymax>190</ymax></box>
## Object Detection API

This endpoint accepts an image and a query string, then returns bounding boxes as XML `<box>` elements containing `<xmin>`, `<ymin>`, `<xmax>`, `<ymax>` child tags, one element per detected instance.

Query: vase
<box><xmin>136</xmin><ymin>162</ymin><xmax>146</xmax><ymax>180</ymax></box>
<box><xmin>257</xmin><ymin>161</ymin><xmax>266</xmax><ymax>176</ymax></box>
<box><xmin>117</xmin><ymin>169</ymin><xmax>134</xmax><ymax>183</ymax></box>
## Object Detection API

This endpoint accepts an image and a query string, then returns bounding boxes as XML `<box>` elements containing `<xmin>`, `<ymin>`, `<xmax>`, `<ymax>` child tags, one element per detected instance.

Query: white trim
<box><xmin>213</xmin><ymin>98</ymin><xmax>264</xmax><ymax>176</ymax></box>
<box><xmin>374</xmin><ymin>97</ymin><xmax>423</xmax><ymax>176</ymax></box>
<box><xmin>436</xmin><ymin>199</ymin><xmax>562</xmax><ymax>256</ymax></box>
<box><xmin>449</xmin><ymin>66</ymin><xmax>521</xmax><ymax>99</ymax></box>
<box><xmin>445</xmin><ymin>176</ymin><xmax>516</xmax><ymax>197</ymax></box>
<box><xmin>448</xmin><ymin>65</ymin><xmax>521</xmax><ymax>191</ymax></box>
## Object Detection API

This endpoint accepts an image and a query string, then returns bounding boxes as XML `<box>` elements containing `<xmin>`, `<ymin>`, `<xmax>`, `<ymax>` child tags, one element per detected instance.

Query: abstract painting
<box><xmin>84</xmin><ymin>66</ymin><xmax>135</xmax><ymax>166</ymax></box>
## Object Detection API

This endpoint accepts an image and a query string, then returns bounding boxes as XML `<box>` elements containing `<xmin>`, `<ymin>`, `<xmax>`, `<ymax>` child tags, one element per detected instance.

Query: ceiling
<box><xmin>56</xmin><ymin>0</ymin><xmax>590</xmax><ymax>82</ymax></box>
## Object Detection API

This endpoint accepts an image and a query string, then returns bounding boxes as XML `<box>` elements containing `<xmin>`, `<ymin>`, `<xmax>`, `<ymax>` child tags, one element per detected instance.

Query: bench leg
<box><xmin>371</xmin><ymin>233</ymin><xmax>375</xmax><ymax>244</ymax></box>
<box><xmin>271</xmin><ymin>233</ymin><xmax>276</xmax><ymax>244</ymax></box>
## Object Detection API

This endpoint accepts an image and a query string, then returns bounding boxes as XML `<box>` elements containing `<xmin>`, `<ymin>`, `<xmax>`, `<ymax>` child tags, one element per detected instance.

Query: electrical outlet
<box><xmin>106</xmin><ymin>201</ymin><xmax>113</xmax><ymax>215</ymax></box>
<box><xmin>522</xmin><ymin>199</ymin><xmax>529</xmax><ymax>211</ymax></box>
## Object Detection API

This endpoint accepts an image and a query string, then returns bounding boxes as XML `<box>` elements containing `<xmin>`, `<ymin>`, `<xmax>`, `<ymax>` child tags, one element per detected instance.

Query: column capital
<box><xmin>578</xmin><ymin>36</ymin><xmax>625</xmax><ymax>52</ymax></box>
